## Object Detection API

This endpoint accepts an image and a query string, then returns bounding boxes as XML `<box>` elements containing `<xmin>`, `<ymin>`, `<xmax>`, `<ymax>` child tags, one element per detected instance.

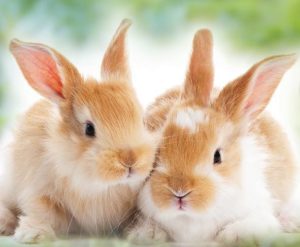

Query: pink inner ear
<box><xmin>14</xmin><ymin>46</ymin><xmax>64</xmax><ymax>100</ymax></box>
<box><xmin>244</xmin><ymin>63</ymin><xmax>280</xmax><ymax>116</ymax></box>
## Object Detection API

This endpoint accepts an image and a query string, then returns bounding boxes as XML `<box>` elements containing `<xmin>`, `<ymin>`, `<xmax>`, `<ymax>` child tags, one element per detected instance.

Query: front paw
<box><xmin>0</xmin><ymin>206</ymin><xmax>17</xmax><ymax>235</ymax></box>
<box><xmin>217</xmin><ymin>222</ymin><xmax>245</xmax><ymax>243</ymax></box>
<box><xmin>279</xmin><ymin>214</ymin><xmax>300</xmax><ymax>233</ymax></box>
<box><xmin>278</xmin><ymin>206</ymin><xmax>300</xmax><ymax>233</ymax></box>
<box><xmin>216</xmin><ymin>216</ymin><xmax>280</xmax><ymax>243</ymax></box>
<box><xmin>128</xmin><ymin>222</ymin><xmax>169</xmax><ymax>244</ymax></box>
<box><xmin>14</xmin><ymin>217</ymin><xmax>56</xmax><ymax>243</ymax></box>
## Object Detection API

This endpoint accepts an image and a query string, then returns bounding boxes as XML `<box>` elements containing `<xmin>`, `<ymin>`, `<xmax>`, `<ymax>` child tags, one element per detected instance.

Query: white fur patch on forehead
<box><xmin>174</xmin><ymin>107</ymin><xmax>207</xmax><ymax>132</ymax></box>
<box><xmin>74</xmin><ymin>105</ymin><xmax>92</xmax><ymax>123</ymax></box>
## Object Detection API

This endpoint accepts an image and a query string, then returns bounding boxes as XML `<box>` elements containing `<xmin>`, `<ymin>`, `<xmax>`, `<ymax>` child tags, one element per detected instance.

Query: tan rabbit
<box><xmin>128</xmin><ymin>29</ymin><xmax>299</xmax><ymax>243</ymax></box>
<box><xmin>0</xmin><ymin>19</ymin><xmax>156</xmax><ymax>243</ymax></box>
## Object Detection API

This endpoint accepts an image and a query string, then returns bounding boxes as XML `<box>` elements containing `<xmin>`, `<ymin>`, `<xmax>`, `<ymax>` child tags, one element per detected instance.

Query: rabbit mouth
<box><xmin>178</xmin><ymin>202</ymin><xmax>187</xmax><ymax>211</ymax></box>
<box><xmin>120</xmin><ymin>168</ymin><xmax>146</xmax><ymax>184</ymax></box>
<box><xmin>126</xmin><ymin>168</ymin><xmax>133</xmax><ymax>178</ymax></box>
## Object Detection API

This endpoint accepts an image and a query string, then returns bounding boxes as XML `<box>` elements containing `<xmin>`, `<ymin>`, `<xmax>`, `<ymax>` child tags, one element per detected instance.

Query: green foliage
<box><xmin>0</xmin><ymin>0</ymin><xmax>110</xmax><ymax>45</ymax></box>
<box><xmin>1</xmin><ymin>0</ymin><xmax>300</xmax><ymax>49</ymax></box>
<box><xmin>124</xmin><ymin>0</ymin><xmax>300</xmax><ymax>50</ymax></box>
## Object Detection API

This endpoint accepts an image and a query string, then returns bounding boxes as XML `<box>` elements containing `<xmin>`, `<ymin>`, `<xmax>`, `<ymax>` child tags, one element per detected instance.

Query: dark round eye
<box><xmin>85</xmin><ymin>122</ymin><xmax>95</xmax><ymax>137</ymax></box>
<box><xmin>213</xmin><ymin>149</ymin><xmax>222</xmax><ymax>165</ymax></box>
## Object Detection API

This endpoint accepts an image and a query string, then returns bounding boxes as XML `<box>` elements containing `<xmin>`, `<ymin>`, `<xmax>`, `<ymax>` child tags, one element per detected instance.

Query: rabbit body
<box><xmin>0</xmin><ymin>20</ymin><xmax>156</xmax><ymax>243</ymax></box>
<box><xmin>129</xmin><ymin>29</ymin><xmax>299</xmax><ymax>243</ymax></box>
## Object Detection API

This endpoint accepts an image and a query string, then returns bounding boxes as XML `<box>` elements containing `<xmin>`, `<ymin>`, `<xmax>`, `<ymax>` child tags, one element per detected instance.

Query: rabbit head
<box><xmin>10</xmin><ymin>19</ymin><xmax>156</xmax><ymax>190</ymax></box>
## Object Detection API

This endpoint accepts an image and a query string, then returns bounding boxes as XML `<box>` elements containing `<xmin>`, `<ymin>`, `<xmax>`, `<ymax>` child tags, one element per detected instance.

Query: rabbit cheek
<box><xmin>133</xmin><ymin>146</ymin><xmax>156</xmax><ymax>177</ymax></box>
<box><xmin>150</xmin><ymin>175</ymin><xmax>172</xmax><ymax>209</ymax></box>
<box><xmin>133</xmin><ymin>162</ymin><xmax>152</xmax><ymax>178</ymax></box>
<box><xmin>96</xmin><ymin>153</ymin><xmax>126</xmax><ymax>181</ymax></box>
<box><xmin>190</xmin><ymin>177</ymin><xmax>216</xmax><ymax>212</ymax></box>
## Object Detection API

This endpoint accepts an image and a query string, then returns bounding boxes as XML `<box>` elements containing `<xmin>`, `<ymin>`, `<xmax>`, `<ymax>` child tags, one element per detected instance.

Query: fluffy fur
<box><xmin>0</xmin><ymin>19</ymin><xmax>156</xmax><ymax>243</ymax></box>
<box><xmin>129</xmin><ymin>29</ymin><xmax>299</xmax><ymax>244</ymax></box>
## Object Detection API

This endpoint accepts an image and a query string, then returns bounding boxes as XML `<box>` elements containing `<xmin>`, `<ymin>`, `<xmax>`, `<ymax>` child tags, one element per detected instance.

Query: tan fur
<box><xmin>182</xmin><ymin>29</ymin><xmax>214</xmax><ymax>106</ymax></box>
<box><xmin>101</xmin><ymin>19</ymin><xmax>132</xmax><ymax>82</ymax></box>
<box><xmin>2</xmin><ymin>20</ymin><xmax>156</xmax><ymax>243</ymax></box>
<box><xmin>251</xmin><ymin>115</ymin><xmax>297</xmax><ymax>203</ymax></box>
<box><xmin>144</xmin><ymin>88</ymin><xmax>180</xmax><ymax>132</ymax></box>
<box><xmin>140</xmin><ymin>29</ymin><xmax>297</xmax><ymax>234</ymax></box>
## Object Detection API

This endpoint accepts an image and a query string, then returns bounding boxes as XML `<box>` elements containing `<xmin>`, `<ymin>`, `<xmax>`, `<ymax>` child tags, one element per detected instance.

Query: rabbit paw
<box><xmin>0</xmin><ymin>206</ymin><xmax>17</xmax><ymax>235</ymax></box>
<box><xmin>217</xmin><ymin>221</ymin><xmax>246</xmax><ymax>243</ymax></box>
<box><xmin>279</xmin><ymin>213</ymin><xmax>300</xmax><ymax>232</ymax></box>
<box><xmin>14</xmin><ymin>217</ymin><xmax>55</xmax><ymax>243</ymax></box>
<box><xmin>216</xmin><ymin>216</ymin><xmax>280</xmax><ymax>243</ymax></box>
<box><xmin>128</xmin><ymin>222</ymin><xmax>168</xmax><ymax>244</ymax></box>
<box><xmin>278</xmin><ymin>205</ymin><xmax>300</xmax><ymax>233</ymax></box>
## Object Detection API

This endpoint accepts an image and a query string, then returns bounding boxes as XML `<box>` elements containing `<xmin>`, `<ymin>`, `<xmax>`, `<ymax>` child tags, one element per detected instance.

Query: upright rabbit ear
<box><xmin>182</xmin><ymin>29</ymin><xmax>214</xmax><ymax>106</ymax></box>
<box><xmin>101</xmin><ymin>19</ymin><xmax>132</xmax><ymax>82</ymax></box>
<box><xmin>214</xmin><ymin>54</ymin><xmax>297</xmax><ymax>123</ymax></box>
<box><xmin>10</xmin><ymin>39</ymin><xmax>81</xmax><ymax>103</ymax></box>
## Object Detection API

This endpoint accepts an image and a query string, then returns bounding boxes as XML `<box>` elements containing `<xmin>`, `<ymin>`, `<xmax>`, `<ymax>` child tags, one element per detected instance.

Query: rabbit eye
<box><xmin>213</xmin><ymin>149</ymin><xmax>222</xmax><ymax>165</ymax></box>
<box><xmin>85</xmin><ymin>121</ymin><xmax>95</xmax><ymax>137</ymax></box>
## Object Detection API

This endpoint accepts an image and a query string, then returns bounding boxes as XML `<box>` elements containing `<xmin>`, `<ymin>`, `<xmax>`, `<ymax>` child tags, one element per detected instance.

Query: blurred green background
<box><xmin>1</xmin><ymin>0</ymin><xmax>300</xmax><ymax>133</ymax></box>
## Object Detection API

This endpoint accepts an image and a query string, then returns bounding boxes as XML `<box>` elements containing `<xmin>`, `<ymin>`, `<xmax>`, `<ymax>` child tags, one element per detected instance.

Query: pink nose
<box><xmin>172</xmin><ymin>191</ymin><xmax>192</xmax><ymax>199</ymax></box>
<box><xmin>118</xmin><ymin>149</ymin><xmax>136</xmax><ymax>167</ymax></box>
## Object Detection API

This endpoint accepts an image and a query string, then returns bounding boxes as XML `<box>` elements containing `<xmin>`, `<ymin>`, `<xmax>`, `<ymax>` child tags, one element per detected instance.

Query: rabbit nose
<box><xmin>172</xmin><ymin>190</ymin><xmax>192</xmax><ymax>199</ymax></box>
<box><xmin>118</xmin><ymin>149</ymin><xmax>136</xmax><ymax>167</ymax></box>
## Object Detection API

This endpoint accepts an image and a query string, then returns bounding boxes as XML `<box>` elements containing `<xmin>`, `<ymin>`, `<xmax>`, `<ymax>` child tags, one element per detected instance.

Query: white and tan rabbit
<box><xmin>128</xmin><ymin>29</ymin><xmax>300</xmax><ymax>243</ymax></box>
<box><xmin>0</xmin><ymin>19</ymin><xmax>156</xmax><ymax>243</ymax></box>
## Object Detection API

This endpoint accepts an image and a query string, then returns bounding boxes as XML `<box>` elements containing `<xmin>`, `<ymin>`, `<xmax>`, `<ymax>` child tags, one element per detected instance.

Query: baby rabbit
<box><xmin>0</xmin><ymin>19</ymin><xmax>156</xmax><ymax>243</ymax></box>
<box><xmin>129</xmin><ymin>29</ymin><xmax>299</xmax><ymax>243</ymax></box>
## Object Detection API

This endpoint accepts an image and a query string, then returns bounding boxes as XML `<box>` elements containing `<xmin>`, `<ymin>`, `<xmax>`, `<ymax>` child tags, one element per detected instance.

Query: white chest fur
<box><xmin>59</xmin><ymin>182</ymin><xmax>136</xmax><ymax>234</ymax></box>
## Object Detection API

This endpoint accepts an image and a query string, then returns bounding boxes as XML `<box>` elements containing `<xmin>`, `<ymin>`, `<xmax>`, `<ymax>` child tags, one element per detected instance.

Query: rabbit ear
<box><xmin>214</xmin><ymin>54</ymin><xmax>296</xmax><ymax>122</ymax></box>
<box><xmin>10</xmin><ymin>39</ymin><xmax>81</xmax><ymax>103</ymax></box>
<box><xmin>101</xmin><ymin>19</ymin><xmax>132</xmax><ymax>82</ymax></box>
<box><xmin>182</xmin><ymin>29</ymin><xmax>214</xmax><ymax>106</ymax></box>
